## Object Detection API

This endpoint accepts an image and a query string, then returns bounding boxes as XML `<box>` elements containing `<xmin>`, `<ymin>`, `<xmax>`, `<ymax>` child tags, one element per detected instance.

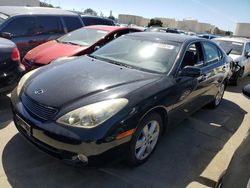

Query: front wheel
<box><xmin>126</xmin><ymin>112</ymin><xmax>163</xmax><ymax>166</ymax></box>
<box><xmin>208</xmin><ymin>82</ymin><xmax>226</xmax><ymax>108</ymax></box>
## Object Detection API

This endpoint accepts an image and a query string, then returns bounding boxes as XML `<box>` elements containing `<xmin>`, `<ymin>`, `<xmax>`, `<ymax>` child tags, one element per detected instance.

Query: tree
<box><xmin>148</xmin><ymin>19</ymin><xmax>163</xmax><ymax>27</ymax></box>
<box><xmin>40</xmin><ymin>2</ymin><xmax>54</xmax><ymax>7</ymax></box>
<box><xmin>225</xmin><ymin>31</ymin><xmax>232</xmax><ymax>36</ymax></box>
<box><xmin>83</xmin><ymin>8</ymin><xmax>97</xmax><ymax>16</ymax></box>
<box><xmin>108</xmin><ymin>16</ymin><xmax>115</xmax><ymax>20</ymax></box>
<box><xmin>40</xmin><ymin>1</ymin><xmax>60</xmax><ymax>8</ymax></box>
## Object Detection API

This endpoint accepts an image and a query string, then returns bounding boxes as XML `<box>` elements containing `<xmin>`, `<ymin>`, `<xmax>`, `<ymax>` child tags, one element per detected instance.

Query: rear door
<box><xmin>34</xmin><ymin>16</ymin><xmax>65</xmax><ymax>46</ymax></box>
<box><xmin>62</xmin><ymin>16</ymin><xmax>83</xmax><ymax>32</ymax></box>
<box><xmin>200</xmin><ymin>41</ymin><xmax>226</xmax><ymax>100</ymax></box>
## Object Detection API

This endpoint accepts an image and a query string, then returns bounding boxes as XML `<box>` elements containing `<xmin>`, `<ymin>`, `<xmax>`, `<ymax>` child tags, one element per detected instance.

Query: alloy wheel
<box><xmin>215</xmin><ymin>83</ymin><xmax>225</xmax><ymax>106</ymax></box>
<box><xmin>135</xmin><ymin>120</ymin><xmax>160</xmax><ymax>160</ymax></box>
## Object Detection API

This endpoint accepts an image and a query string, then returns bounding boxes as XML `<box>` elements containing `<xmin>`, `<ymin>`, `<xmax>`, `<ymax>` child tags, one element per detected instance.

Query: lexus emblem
<box><xmin>34</xmin><ymin>89</ymin><xmax>44</xmax><ymax>95</ymax></box>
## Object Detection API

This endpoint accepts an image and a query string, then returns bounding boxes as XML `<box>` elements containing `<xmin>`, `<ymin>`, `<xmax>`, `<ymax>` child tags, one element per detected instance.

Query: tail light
<box><xmin>11</xmin><ymin>47</ymin><xmax>20</xmax><ymax>62</ymax></box>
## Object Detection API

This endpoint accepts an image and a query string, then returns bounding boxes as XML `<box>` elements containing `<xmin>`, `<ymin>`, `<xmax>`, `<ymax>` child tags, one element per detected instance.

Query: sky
<box><xmin>47</xmin><ymin>0</ymin><xmax>250</xmax><ymax>32</ymax></box>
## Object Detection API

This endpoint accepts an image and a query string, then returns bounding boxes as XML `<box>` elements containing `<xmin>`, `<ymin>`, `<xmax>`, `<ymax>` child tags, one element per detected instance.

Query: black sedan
<box><xmin>11</xmin><ymin>32</ymin><xmax>231</xmax><ymax>166</ymax></box>
<box><xmin>0</xmin><ymin>38</ymin><xmax>25</xmax><ymax>95</ymax></box>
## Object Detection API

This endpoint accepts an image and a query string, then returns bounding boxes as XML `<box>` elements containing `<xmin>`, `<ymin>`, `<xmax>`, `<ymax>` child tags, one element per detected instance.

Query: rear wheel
<box><xmin>126</xmin><ymin>112</ymin><xmax>163</xmax><ymax>166</ymax></box>
<box><xmin>208</xmin><ymin>82</ymin><xmax>225</xmax><ymax>109</ymax></box>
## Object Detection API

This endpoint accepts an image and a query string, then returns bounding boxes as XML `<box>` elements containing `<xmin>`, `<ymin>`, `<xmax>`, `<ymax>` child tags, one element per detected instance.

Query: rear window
<box><xmin>82</xmin><ymin>17</ymin><xmax>114</xmax><ymax>26</ymax></box>
<box><xmin>36</xmin><ymin>16</ymin><xmax>64</xmax><ymax>35</ymax></box>
<box><xmin>63</xmin><ymin>16</ymin><xmax>82</xmax><ymax>32</ymax></box>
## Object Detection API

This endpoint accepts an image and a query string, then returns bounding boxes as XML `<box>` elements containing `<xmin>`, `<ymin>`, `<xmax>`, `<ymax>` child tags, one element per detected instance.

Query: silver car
<box><xmin>213</xmin><ymin>37</ymin><xmax>250</xmax><ymax>85</ymax></box>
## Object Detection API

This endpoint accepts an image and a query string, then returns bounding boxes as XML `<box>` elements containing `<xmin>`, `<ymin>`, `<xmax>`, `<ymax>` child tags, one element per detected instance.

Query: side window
<box><xmin>203</xmin><ymin>42</ymin><xmax>220</xmax><ymax>64</ymax></box>
<box><xmin>245</xmin><ymin>43</ymin><xmax>250</xmax><ymax>53</ymax></box>
<box><xmin>102</xmin><ymin>19</ymin><xmax>115</xmax><ymax>26</ymax></box>
<box><xmin>81</xmin><ymin>17</ymin><xmax>93</xmax><ymax>26</ymax></box>
<box><xmin>36</xmin><ymin>16</ymin><xmax>63</xmax><ymax>35</ymax></box>
<box><xmin>2</xmin><ymin>17</ymin><xmax>36</xmax><ymax>37</ymax></box>
<box><xmin>63</xmin><ymin>17</ymin><xmax>82</xmax><ymax>32</ymax></box>
<box><xmin>181</xmin><ymin>42</ymin><xmax>203</xmax><ymax>68</ymax></box>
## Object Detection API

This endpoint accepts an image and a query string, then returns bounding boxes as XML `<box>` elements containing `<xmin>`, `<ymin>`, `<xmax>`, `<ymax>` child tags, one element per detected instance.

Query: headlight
<box><xmin>17</xmin><ymin>69</ymin><xmax>38</xmax><ymax>96</ymax></box>
<box><xmin>57</xmin><ymin>98</ymin><xmax>128</xmax><ymax>128</ymax></box>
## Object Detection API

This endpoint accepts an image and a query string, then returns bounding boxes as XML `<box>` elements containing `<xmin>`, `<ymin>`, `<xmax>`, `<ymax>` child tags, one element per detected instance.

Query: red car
<box><xmin>22</xmin><ymin>25</ymin><xmax>141</xmax><ymax>71</ymax></box>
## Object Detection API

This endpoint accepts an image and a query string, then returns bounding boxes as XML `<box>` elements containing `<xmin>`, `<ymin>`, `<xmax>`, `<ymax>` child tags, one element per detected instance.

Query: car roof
<box><xmin>126</xmin><ymin>32</ymin><xmax>198</xmax><ymax>43</ymax></box>
<box><xmin>81</xmin><ymin>15</ymin><xmax>113</xmax><ymax>21</ymax></box>
<box><xmin>213</xmin><ymin>37</ymin><xmax>250</xmax><ymax>43</ymax></box>
<box><xmin>0</xmin><ymin>6</ymin><xmax>77</xmax><ymax>17</ymax></box>
<box><xmin>84</xmin><ymin>25</ymin><xmax>137</xmax><ymax>32</ymax></box>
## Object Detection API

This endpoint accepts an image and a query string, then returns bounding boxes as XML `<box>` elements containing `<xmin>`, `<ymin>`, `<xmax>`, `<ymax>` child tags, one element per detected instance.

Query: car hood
<box><xmin>23</xmin><ymin>56</ymin><xmax>161</xmax><ymax>107</ymax></box>
<box><xmin>24</xmin><ymin>40</ymin><xmax>88</xmax><ymax>65</ymax></box>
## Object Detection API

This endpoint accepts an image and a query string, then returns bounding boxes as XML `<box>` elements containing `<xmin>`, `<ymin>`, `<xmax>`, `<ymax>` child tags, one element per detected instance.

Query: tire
<box><xmin>208</xmin><ymin>82</ymin><xmax>226</xmax><ymax>109</ymax></box>
<box><xmin>126</xmin><ymin>112</ymin><xmax>163</xmax><ymax>166</ymax></box>
<box><xmin>231</xmin><ymin>67</ymin><xmax>244</xmax><ymax>86</ymax></box>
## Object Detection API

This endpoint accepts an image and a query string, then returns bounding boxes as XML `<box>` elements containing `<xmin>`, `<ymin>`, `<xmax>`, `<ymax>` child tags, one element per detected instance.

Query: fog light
<box><xmin>72</xmin><ymin>154</ymin><xmax>88</xmax><ymax>163</ymax></box>
<box><xmin>77</xmin><ymin>154</ymin><xmax>88</xmax><ymax>163</ymax></box>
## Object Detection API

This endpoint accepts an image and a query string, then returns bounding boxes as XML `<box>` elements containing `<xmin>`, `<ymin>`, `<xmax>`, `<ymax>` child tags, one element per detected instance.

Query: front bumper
<box><xmin>11</xmin><ymin>92</ymin><xmax>132</xmax><ymax>165</ymax></box>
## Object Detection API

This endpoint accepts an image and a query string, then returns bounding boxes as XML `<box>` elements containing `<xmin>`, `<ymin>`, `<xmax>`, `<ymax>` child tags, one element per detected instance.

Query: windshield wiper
<box><xmin>109</xmin><ymin>61</ymin><xmax>133</xmax><ymax>69</ymax></box>
<box><xmin>89</xmin><ymin>55</ymin><xmax>132</xmax><ymax>69</ymax></box>
<box><xmin>57</xmin><ymin>40</ymin><xmax>79</xmax><ymax>46</ymax></box>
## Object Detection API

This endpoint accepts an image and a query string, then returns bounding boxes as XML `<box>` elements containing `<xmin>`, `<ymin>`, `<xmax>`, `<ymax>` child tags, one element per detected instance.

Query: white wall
<box><xmin>235</xmin><ymin>23</ymin><xmax>250</xmax><ymax>37</ymax></box>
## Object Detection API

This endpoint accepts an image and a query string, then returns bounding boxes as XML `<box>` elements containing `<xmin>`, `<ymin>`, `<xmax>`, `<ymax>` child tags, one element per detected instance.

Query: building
<box><xmin>140</xmin><ymin>18</ymin><xmax>150</xmax><ymax>26</ymax></box>
<box><xmin>118</xmin><ymin>14</ymin><xmax>216</xmax><ymax>33</ymax></box>
<box><xmin>0</xmin><ymin>0</ymin><xmax>40</xmax><ymax>7</ymax></box>
<box><xmin>118</xmin><ymin>14</ymin><xmax>143</xmax><ymax>26</ymax></box>
<box><xmin>235</xmin><ymin>23</ymin><xmax>250</xmax><ymax>37</ymax></box>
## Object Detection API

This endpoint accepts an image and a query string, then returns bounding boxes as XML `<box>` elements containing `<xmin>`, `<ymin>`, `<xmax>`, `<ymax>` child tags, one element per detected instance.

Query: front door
<box><xmin>168</xmin><ymin>42</ymin><xmax>206</xmax><ymax>125</ymax></box>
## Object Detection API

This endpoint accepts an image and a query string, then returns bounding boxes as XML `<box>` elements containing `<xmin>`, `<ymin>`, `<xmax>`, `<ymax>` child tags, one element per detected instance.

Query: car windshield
<box><xmin>57</xmin><ymin>28</ymin><xmax>108</xmax><ymax>46</ymax></box>
<box><xmin>213</xmin><ymin>40</ymin><xmax>244</xmax><ymax>55</ymax></box>
<box><xmin>0</xmin><ymin>13</ymin><xmax>8</xmax><ymax>27</ymax></box>
<box><xmin>91</xmin><ymin>36</ymin><xmax>181</xmax><ymax>73</ymax></box>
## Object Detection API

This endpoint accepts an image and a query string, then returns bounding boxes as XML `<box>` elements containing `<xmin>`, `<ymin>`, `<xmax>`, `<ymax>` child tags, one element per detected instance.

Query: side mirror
<box><xmin>179</xmin><ymin>66</ymin><xmax>202</xmax><ymax>77</ymax></box>
<box><xmin>245</xmin><ymin>52</ymin><xmax>250</xmax><ymax>58</ymax></box>
<box><xmin>1</xmin><ymin>32</ymin><xmax>13</xmax><ymax>39</ymax></box>
<box><xmin>243</xmin><ymin>84</ymin><xmax>250</xmax><ymax>98</ymax></box>
<box><xmin>94</xmin><ymin>46</ymin><xmax>100</xmax><ymax>51</ymax></box>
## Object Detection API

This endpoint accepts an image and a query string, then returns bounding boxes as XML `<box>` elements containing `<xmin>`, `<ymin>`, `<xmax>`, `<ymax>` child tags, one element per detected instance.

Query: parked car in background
<box><xmin>0</xmin><ymin>6</ymin><xmax>83</xmax><ymax>57</ymax></box>
<box><xmin>213</xmin><ymin>37</ymin><xmax>250</xmax><ymax>85</ymax></box>
<box><xmin>12</xmin><ymin>32</ymin><xmax>231</xmax><ymax>166</ymax></box>
<box><xmin>80</xmin><ymin>15</ymin><xmax>115</xmax><ymax>26</ymax></box>
<box><xmin>145</xmin><ymin>27</ymin><xmax>185</xmax><ymax>34</ymax></box>
<box><xmin>22</xmin><ymin>25</ymin><xmax>141</xmax><ymax>71</ymax></box>
<box><xmin>198</xmin><ymin>34</ymin><xmax>220</xmax><ymax>40</ymax></box>
<box><xmin>215</xmin><ymin>84</ymin><xmax>250</xmax><ymax>188</ymax></box>
<box><xmin>0</xmin><ymin>38</ymin><xmax>25</xmax><ymax>95</ymax></box>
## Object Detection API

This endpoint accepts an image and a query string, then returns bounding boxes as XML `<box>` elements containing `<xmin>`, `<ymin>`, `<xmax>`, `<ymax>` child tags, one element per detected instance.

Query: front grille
<box><xmin>21</xmin><ymin>94</ymin><xmax>58</xmax><ymax>121</ymax></box>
